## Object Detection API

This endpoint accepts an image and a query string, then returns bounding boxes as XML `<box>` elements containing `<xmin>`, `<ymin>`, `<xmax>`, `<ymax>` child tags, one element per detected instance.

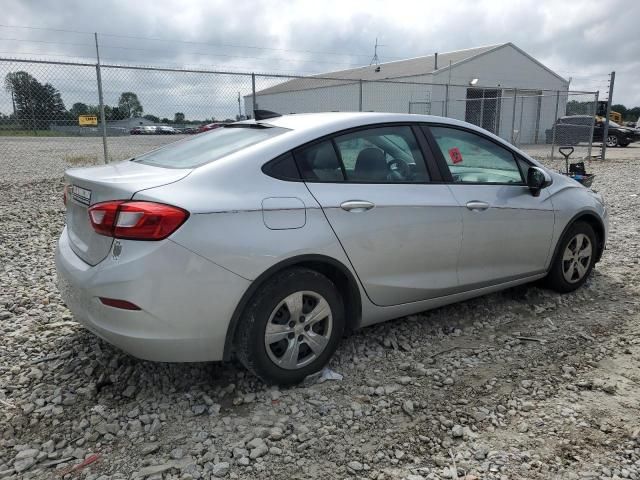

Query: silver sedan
<box><xmin>56</xmin><ymin>112</ymin><xmax>608</xmax><ymax>384</ymax></box>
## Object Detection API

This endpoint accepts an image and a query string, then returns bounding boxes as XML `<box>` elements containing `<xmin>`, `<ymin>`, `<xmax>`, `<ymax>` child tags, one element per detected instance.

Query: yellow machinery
<box><xmin>597</xmin><ymin>101</ymin><xmax>623</xmax><ymax>124</ymax></box>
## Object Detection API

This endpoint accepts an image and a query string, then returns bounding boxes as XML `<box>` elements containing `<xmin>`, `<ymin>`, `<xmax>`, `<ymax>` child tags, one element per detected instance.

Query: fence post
<box><xmin>251</xmin><ymin>73</ymin><xmax>257</xmax><ymax>116</ymax></box>
<box><xmin>510</xmin><ymin>88</ymin><xmax>518</xmax><ymax>144</ymax></box>
<box><xmin>26</xmin><ymin>80</ymin><xmax>37</xmax><ymax>136</ymax></box>
<box><xmin>94</xmin><ymin>33</ymin><xmax>108</xmax><ymax>164</ymax></box>
<box><xmin>358</xmin><ymin>79</ymin><xmax>363</xmax><ymax>112</ymax></box>
<box><xmin>587</xmin><ymin>91</ymin><xmax>599</xmax><ymax>160</ymax></box>
<box><xmin>444</xmin><ymin>84</ymin><xmax>449</xmax><ymax>117</ymax></box>
<box><xmin>601</xmin><ymin>71</ymin><xmax>615</xmax><ymax>162</ymax></box>
<box><xmin>550</xmin><ymin>90</ymin><xmax>560</xmax><ymax>161</ymax></box>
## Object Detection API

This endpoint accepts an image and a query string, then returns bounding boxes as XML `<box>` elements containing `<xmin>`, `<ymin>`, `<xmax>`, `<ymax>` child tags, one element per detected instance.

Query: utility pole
<box><xmin>444</xmin><ymin>60</ymin><xmax>452</xmax><ymax>117</ymax></box>
<box><xmin>601</xmin><ymin>71</ymin><xmax>615</xmax><ymax>161</ymax></box>
<box><xmin>95</xmin><ymin>32</ymin><xmax>108</xmax><ymax>163</ymax></box>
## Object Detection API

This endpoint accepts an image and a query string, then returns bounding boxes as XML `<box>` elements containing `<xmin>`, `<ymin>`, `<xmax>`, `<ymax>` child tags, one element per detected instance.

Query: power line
<box><xmin>0</xmin><ymin>23</ymin><xmax>403</xmax><ymax>60</ymax></box>
<box><xmin>0</xmin><ymin>36</ymin><xmax>366</xmax><ymax>68</ymax></box>
<box><xmin>0</xmin><ymin>51</ymin><xmax>339</xmax><ymax>76</ymax></box>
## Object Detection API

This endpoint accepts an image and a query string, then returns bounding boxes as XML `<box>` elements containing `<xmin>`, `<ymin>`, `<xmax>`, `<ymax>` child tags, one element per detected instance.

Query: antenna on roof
<box><xmin>369</xmin><ymin>37</ymin><xmax>384</xmax><ymax>66</ymax></box>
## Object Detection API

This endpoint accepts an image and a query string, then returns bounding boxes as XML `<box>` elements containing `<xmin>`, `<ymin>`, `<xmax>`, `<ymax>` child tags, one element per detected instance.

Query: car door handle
<box><xmin>340</xmin><ymin>200</ymin><xmax>375</xmax><ymax>212</ymax></box>
<box><xmin>466</xmin><ymin>201</ymin><xmax>490</xmax><ymax>211</ymax></box>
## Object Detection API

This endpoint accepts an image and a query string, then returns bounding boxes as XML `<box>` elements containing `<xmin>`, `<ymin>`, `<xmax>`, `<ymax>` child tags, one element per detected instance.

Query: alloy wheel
<box><xmin>561</xmin><ymin>233</ymin><xmax>593</xmax><ymax>283</ymax></box>
<box><xmin>606</xmin><ymin>135</ymin><xmax>618</xmax><ymax>147</ymax></box>
<box><xmin>264</xmin><ymin>291</ymin><xmax>333</xmax><ymax>370</ymax></box>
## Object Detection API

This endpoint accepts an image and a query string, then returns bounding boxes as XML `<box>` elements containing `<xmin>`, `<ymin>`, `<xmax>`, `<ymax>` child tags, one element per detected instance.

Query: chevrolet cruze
<box><xmin>56</xmin><ymin>112</ymin><xmax>607</xmax><ymax>384</ymax></box>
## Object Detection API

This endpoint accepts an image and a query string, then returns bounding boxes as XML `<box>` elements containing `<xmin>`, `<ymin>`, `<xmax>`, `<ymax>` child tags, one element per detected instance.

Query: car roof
<box><xmin>222</xmin><ymin>112</ymin><xmax>543</xmax><ymax>170</ymax></box>
<box><xmin>238</xmin><ymin>111</ymin><xmax>486</xmax><ymax>134</ymax></box>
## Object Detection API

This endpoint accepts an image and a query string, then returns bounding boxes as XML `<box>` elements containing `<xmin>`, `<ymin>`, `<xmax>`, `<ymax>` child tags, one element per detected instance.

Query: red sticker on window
<box><xmin>449</xmin><ymin>147</ymin><xmax>463</xmax><ymax>164</ymax></box>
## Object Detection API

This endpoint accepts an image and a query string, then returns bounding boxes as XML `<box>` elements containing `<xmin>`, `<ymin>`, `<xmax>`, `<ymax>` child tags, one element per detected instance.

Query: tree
<box><xmin>4</xmin><ymin>71</ymin><xmax>67</xmax><ymax>130</ymax></box>
<box><xmin>160</xmin><ymin>117</ymin><xmax>170</xmax><ymax>124</ymax></box>
<box><xmin>143</xmin><ymin>114</ymin><xmax>160</xmax><ymax>123</ymax></box>
<box><xmin>611</xmin><ymin>104</ymin><xmax>627</xmax><ymax>118</ymax></box>
<box><xmin>174</xmin><ymin>112</ymin><xmax>185</xmax><ymax>123</ymax></box>
<box><xmin>117</xmin><ymin>92</ymin><xmax>143</xmax><ymax>118</ymax></box>
<box><xmin>69</xmin><ymin>102</ymin><xmax>89</xmax><ymax>118</ymax></box>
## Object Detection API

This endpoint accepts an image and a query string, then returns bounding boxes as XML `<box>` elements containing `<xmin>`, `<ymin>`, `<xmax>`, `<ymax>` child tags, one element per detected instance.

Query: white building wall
<box><xmin>245</xmin><ymin>82</ymin><xmax>360</xmax><ymax>115</ymax></box>
<box><xmin>247</xmin><ymin>44</ymin><xmax>570</xmax><ymax>145</ymax></box>
<box><xmin>430</xmin><ymin>44</ymin><xmax>569</xmax><ymax>144</ymax></box>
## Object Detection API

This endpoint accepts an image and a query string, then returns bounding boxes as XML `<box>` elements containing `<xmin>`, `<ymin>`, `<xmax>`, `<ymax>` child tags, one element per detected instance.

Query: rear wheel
<box><xmin>235</xmin><ymin>268</ymin><xmax>344</xmax><ymax>385</ymax></box>
<box><xmin>605</xmin><ymin>135</ymin><xmax>619</xmax><ymax>147</ymax></box>
<box><xmin>545</xmin><ymin>222</ymin><xmax>597</xmax><ymax>293</ymax></box>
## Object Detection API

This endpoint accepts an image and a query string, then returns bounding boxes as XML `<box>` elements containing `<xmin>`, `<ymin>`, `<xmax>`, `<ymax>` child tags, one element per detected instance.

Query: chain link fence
<box><xmin>1</xmin><ymin>57</ymin><xmax>599</xmax><ymax>174</ymax></box>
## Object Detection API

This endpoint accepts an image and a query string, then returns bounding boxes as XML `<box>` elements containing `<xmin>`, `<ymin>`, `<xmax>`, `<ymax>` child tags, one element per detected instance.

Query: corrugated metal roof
<box><xmin>255</xmin><ymin>44</ymin><xmax>505</xmax><ymax>95</ymax></box>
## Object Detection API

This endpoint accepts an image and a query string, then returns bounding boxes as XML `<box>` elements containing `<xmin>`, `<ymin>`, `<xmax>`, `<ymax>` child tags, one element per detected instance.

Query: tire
<box><xmin>545</xmin><ymin>222</ymin><xmax>597</xmax><ymax>293</ymax></box>
<box><xmin>605</xmin><ymin>135</ymin><xmax>619</xmax><ymax>147</ymax></box>
<box><xmin>235</xmin><ymin>267</ymin><xmax>345</xmax><ymax>385</ymax></box>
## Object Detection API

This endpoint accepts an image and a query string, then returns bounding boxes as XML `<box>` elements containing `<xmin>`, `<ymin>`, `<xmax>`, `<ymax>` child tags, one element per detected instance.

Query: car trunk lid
<box><xmin>64</xmin><ymin>160</ymin><xmax>191</xmax><ymax>265</ymax></box>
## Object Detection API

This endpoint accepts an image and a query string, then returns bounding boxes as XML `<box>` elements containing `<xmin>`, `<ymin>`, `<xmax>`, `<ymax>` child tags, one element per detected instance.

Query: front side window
<box><xmin>333</xmin><ymin>126</ymin><xmax>430</xmax><ymax>183</ymax></box>
<box><xmin>429</xmin><ymin>126</ymin><xmax>523</xmax><ymax>184</ymax></box>
<box><xmin>133</xmin><ymin>124</ymin><xmax>288</xmax><ymax>168</ymax></box>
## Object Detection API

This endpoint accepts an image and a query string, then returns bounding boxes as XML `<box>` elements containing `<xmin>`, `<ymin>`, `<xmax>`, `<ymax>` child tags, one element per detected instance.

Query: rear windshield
<box><xmin>132</xmin><ymin>124</ymin><xmax>288</xmax><ymax>168</ymax></box>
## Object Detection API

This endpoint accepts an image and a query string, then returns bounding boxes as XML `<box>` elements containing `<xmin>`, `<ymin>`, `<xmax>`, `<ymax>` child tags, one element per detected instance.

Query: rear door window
<box><xmin>133</xmin><ymin>124</ymin><xmax>288</xmax><ymax>168</ymax></box>
<box><xmin>294</xmin><ymin>141</ymin><xmax>345</xmax><ymax>182</ymax></box>
<box><xmin>333</xmin><ymin>126</ymin><xmax>430</xmax><ymax>183</ymax></box>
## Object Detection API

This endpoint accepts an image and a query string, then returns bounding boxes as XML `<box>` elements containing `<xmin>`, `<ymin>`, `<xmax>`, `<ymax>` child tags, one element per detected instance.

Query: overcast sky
<box><xmin>1</xmin><ymin>0</ymin><xmax>639</xmax><ymax>120</ymax></box>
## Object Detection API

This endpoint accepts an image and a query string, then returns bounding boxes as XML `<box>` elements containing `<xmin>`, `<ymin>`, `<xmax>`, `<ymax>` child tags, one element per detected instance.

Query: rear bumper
<box><xmin>55</xmin><ymin>227</ymin><xmax>250</xmax><ymax>362</ymax></box>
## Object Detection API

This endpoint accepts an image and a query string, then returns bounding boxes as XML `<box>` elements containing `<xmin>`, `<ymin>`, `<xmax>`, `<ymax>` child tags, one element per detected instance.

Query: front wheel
<box><xmin>605</xmin><ymin>135</ymin><xmax>619</xmax><ymax>147</ymax></box>
<box><xmin>545</xmin><ymin>222</ymin><xmax>597</xmax><ymax>293</ymax></box>
<box><xmin>235</xmin><ymin>268</ymin><xmax>345</xmax><ymax>385</ymax></box>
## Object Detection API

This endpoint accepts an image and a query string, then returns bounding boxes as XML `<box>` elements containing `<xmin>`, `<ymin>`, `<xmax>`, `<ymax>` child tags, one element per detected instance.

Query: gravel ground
<box><xmin>0</xmin><ymin>145</ymin><xmax>639</xmax><ymax>480</ymax></box>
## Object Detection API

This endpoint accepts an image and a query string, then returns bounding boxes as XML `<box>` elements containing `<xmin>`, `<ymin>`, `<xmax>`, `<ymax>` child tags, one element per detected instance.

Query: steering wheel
<box><xmin>387</xmin><ymin>158</ymin><xmax>411</xmax><ymax>180</ymax></box>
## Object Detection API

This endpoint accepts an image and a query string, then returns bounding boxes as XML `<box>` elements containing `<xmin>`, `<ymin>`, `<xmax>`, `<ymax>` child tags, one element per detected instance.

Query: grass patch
<box><xmin>0</xmin><ymin>129</ymin><xmax>76</xmax><ymax>137</ymax></box>
<box><xmin>64</xmin><ymin>154</ymin><xmax>99</xmax><ymax>166</ymax></box>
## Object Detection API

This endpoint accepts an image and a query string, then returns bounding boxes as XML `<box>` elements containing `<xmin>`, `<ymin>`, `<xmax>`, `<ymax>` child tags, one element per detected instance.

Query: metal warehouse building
<box><xmin>246</xmin><ymin>43</ymin><xmax>570</xmax><ymax>145</ymax></box>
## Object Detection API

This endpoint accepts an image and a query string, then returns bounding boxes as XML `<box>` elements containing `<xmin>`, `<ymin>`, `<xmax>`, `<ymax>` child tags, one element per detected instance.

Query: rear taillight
<box><xmin>88</xmin><ymin>201</ymin><xmax>189</xmax><ymax>240</ymax></box>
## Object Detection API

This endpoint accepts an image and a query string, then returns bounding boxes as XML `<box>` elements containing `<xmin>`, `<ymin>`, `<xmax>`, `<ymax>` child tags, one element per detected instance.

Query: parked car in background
<box><xmin>130</xmin><ymin>127</ymin><xmax>144</xmax><ymax>135</ymax></box>
<box><xmin>546</xmin><ymin>115</ymin><xmax>636</xmax><ymax>147</ymax></box>
<box><xmin>197</xmin><ymin>123</ymin><xmax>222</xmax><ymax>133</ymax></box>
<box><xmin>157</xmin><ymin>126</ymin><xmax>178</xmax><ymax>135</ymax></box>
<box><xmin>182</xmin><ymin>127</ymin><xmax>199</xmax><ymax>134</ymax></box>
<box><xmin>56</xmin><ymin>112</ymin><xmax>607</xmax><ymax>385</ymax></box>
<box><xmin>141</xmin><ymin>126</ymin><xmax>158</xmax><ymax>135</ymax></box>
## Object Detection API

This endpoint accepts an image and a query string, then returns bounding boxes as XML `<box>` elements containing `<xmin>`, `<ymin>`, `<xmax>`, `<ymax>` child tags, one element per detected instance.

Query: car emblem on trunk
<box><xmin>71</xmin><ymin>185</ymin><xmax>92</xmax><ymax>206</ymax></box>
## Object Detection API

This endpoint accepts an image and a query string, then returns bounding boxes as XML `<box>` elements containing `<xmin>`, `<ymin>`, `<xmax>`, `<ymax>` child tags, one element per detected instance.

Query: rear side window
<box><xmin>262</xmin><ymin>153</ymin><xmax>301</xmax><ymax>180</ymax></box>
<box><xmin>294</xmin><ymin>141</ymin><xmax>345</xmax><ymax>182</ymax></box>
<box><xmin>132</xmin><ymin>125</ymin><xmax>288</xmax><ymax>168</ymax></box>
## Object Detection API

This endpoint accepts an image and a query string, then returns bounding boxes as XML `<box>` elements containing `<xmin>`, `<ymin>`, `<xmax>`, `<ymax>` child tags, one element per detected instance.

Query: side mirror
<box><xmin>527</xmin><ymin>166</ymin><xmax>552</xmax><ymax>197</ymax></box>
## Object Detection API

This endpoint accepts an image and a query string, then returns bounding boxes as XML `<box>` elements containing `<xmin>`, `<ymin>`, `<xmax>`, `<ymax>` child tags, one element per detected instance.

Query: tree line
<box><xmin>566</xmin><ymin>100</ymin><xmax>640</xmax><ymax>121</ymax></box>
<box><xmin>2</xmin><ymin>71</ymin><xmax>233</xmax><ymax>130</ymax></box>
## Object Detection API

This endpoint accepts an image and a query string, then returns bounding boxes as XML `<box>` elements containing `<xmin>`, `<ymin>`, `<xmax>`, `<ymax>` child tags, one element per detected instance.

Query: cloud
<box><xmin>1</xmin><ymin>0</ymin><xmax>638</xmax><ymax>120</ymax></box>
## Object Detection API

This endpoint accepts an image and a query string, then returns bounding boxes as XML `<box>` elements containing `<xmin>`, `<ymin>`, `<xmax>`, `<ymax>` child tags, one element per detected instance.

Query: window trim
<box><xmin>291</xmin><ymin>122</ymin><xmax>439</xmax><ymax>185</ymax></box>
<box><xmin>421</xmin><ymin>123</ymin><xmax>532</xmax><ymax>186</ymax></box>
